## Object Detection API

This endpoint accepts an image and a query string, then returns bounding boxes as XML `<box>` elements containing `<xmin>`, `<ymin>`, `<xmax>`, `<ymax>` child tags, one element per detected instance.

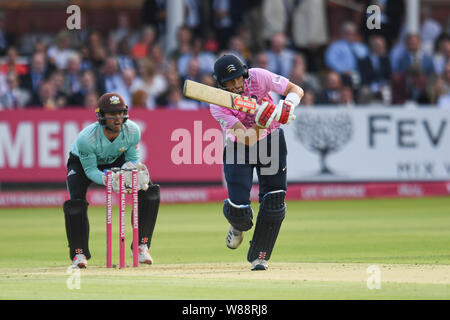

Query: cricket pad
<box><xmin>131</xmin><ymin>184</ymin><xmax>160</xmax><ymax>249</ymax></box>
<box><xmin>63</xmin><ymin>199</ymin><xmax>91</xmax><ymax>260</ymax></box>
<box><xmin>247</xmin><ymin>190</ymin><xmax>286</xmax><ymax>262</ymax></box>
<box><xmin>223</xmin><ymin>199</ymin><xmax>254</xmax><ymax>232</ymax></box>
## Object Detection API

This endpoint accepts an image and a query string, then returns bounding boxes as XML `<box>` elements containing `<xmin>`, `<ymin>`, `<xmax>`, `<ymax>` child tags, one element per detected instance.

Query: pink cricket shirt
<box><xmin>209</xmin><ymin>68</ymin><xmax>289</xmax><ymax>142</ymax></box>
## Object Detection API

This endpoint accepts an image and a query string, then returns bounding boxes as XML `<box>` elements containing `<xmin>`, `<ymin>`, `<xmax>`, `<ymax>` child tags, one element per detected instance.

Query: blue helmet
<box><xmin>213</xmin><ymin>54</ymin><xmax>249</xmax><ymax>88</ymax></box>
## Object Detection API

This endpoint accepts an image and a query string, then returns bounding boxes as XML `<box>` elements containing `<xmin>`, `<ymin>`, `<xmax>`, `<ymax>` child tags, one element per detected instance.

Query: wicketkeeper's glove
<box><xmin>120</xmin><ymin>161</ymin><xmax>150</xmax><ymax>192</ymax></box>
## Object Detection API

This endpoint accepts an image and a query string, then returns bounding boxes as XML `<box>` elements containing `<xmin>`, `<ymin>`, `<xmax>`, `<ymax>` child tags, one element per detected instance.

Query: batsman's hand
<box><xmin>255</xmin><ymin>98</ymin><xmax>280</xmax><ymax>128</ymax></box>
<box><xmin>275</xmin><ymin>100</ymin><xmax>296</xmax><ymax>125</ymax></box>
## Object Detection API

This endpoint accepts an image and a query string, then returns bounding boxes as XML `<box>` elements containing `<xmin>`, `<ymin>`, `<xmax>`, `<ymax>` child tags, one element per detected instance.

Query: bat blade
<box><xmin>183</xmin><ymin>80</ymin><xmax>258</xmax><ymax>114</ymax></box>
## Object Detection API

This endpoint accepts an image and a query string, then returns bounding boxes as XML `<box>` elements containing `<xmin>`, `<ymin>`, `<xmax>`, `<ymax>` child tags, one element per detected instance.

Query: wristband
<box><xmin>285</xmin><ymin>92</ymin><xmax>301</xmax><ymax>107</ymax></box>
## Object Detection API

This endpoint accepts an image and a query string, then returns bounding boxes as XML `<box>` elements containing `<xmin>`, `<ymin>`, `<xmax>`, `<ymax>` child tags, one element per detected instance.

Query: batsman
<box><xmin>210</xmin><ymin>54</ymin><xmax>304</xmax><ymax>270</ymax></box>
<box><xmin>64</xmin><ymin>92</ymin><xmax>160</xmax><ymax>268</ymax></box>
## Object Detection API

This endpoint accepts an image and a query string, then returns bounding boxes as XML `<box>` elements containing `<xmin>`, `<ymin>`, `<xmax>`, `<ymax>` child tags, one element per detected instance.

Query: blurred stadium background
<box><xmin>0</xmin><ymin>0</ymin><xmax>449</xmax><ymax>206</ymax></box>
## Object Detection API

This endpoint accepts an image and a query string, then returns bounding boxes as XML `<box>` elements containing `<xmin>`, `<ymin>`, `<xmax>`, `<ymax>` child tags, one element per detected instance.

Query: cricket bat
<box><xmin>183</xmin><ymin>80</ymin><xmax>258</xmax><ymax>114</ymax></box>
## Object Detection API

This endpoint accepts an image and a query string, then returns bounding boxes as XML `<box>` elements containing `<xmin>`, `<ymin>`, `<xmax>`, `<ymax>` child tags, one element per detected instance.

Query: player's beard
<box><xmin>105</xmin><ymin>120</ymin><xmax>122</xmax><ymax>133</ymax></box>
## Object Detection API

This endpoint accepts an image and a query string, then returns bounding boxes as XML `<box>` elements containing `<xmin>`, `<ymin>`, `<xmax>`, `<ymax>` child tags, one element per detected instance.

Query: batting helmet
<box><xmin>95</xmin><ymin>92</ymin><xmax>128</xmax><ymax>125</ymax></box>
<box><xmin>213</xmin><ymin>54</ymin><xmax>249</xmax><ymax>88</ymax></box>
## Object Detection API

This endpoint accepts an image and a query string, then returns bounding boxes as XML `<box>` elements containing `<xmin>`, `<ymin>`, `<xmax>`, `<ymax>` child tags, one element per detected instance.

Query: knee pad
<box><xmin>136</xmin><ymin>184</ymin><xmax>160</xmax><ymax>248</ymax></box>
<box><xmin>63</xmin><ymin>199</ymin><xmax>91</xmax><ymax>260</ymax></box>
<box><xmin>247</xmin><ymin>190</ymin><xmax>286</xmax><ymax>262</ymax></box>
<box><xmin>223</xmin><ymin>199</ymin><xmax>254</xmax><ymax>232</ymax></box>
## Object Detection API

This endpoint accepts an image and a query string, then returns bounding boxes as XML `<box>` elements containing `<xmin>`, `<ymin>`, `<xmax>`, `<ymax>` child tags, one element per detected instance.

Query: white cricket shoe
<box><xmin>132</xmin><ymin>244</ymin><xmax>153</xmax><ymax>264</ymax></box>
<box><xmin>251</xmin><ymin>259</ymin><xmax>268</xmax><ymax>271</ymax></box>
<box><xmin>226</xmin><ymin>226</ymin><xmax>243</xmax><ymax>249</ymax></box>
<box><xmin>72</xmin><ymin>254</ymin><xmax>87</xmax><ymax>269</ymax></box>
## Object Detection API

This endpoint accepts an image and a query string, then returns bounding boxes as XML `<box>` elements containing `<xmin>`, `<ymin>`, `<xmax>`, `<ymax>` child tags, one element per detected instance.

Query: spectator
<box><xmin>184</xmin><ymin>0</ymin><xmax>202</xmax><ymax>37</ymax></box>
<box><xmin>166</xmin><ymin>85</ymin><xmax>198</xmax><ymax>110</ymax></box>
<box><xmin>109</xmin><ymin>13</ymin><xmax>138</xmax><ymax>45</ymax></box>
<box><xmin>169</xmin><ymin>25</ymin><xmax>193</xmax><ymax>62</ymax></box>
<box><xmin>19</xmin><ymin>52</ymin><xmax>55</xmax><ymax>94</ymax></box>
<box><xmin>340</xmin><ymin>86</ymin><xmax>355</xmax><ymax>107</ymax></box>
<box><xmin>325</xmin><ymin>21</ymin><xmax>369</xmax><ymax>88</ymax></box>
<box><xmin>358</xmin><ymin>35</ymin><xmax>392</xmax><ymax>102</ymax></box>
<box><xmin>141</xmin><ymin>0</ymin><xmax>167</xmax><ymax>39</ymax></box>
<box><xmin>97</xmin><ymin>57</ymin><xmax>127</xmax><ymax>96</ymax></box>
<box><xmin>131</xmin><ymin>26</ymin><xmax>156</xmax><ymax>59</ymax></box>
<box><xmin>300</xmin><ymin>88</ymin><xmax>315</xmax><ymax>107</ymax></box>
<box><xmin>177</xmin><ymin>37</ymin><xmax>215</xmax><ymax>79</ymax></box>
<box><xmin>32</xmin><ymin>40</ymin><xmax>48</xmax><ymax>56</ymax></box>
<box><xmin>241</xmin><ymin>0</ymin><xmax>264</xmax><ymax>54</ymax></box>
<box><xmin>397</xmin><ymin>34</ymin><xmax>435</xmax><ymax>76</ymax></box>
<box><xmin>360</xmin><ymin>0</ymin><xmax>405</xmax><ymax>49</ymax></box>
<box><xmin>68</xmin><ymin>70</ymin><xmax>98</xmax><ymax>106</ymax></box>
<box><xmin>316</xmin><ymin>71</ymin><xmax>343</xmax><ymax>105</ymax></box>
<box><xmin>435</xmin><ymin>61</ymin><xmax>450</xmax><ymax>108</ymax></box>
<box><xmin>250</xmin><ymin>51</ymin><xmax>269</xmax><ymax>69</ymax></box>
<box><xmin>61</xmin><ymin>53</ymin><xmax>82</xmax><ymax>96</ymax></box>
<box><xmin>227</xmin><ymin>35</ymin><xmax>249</xmax><ymax>65</ymax></box>
<box><xmin>136</xmin><ymin>58</ymin><xmax>167</xmax><ymax>109</ymax></box>
<box><xmin>392</xmin><ymin>64</ymin><xmax>430</xmax><ymax>105</ymax></box>
<box><xmin>0</xmin><ymin>72</ymin><xmax>30</xmax><ymax>109</ymax></box>
<box><xmin>86</xmin><ymin>31</ymin><xmax>107</xmax><ymax>69</ymax></box>
<box><xmin>120</xmin><ymin>68</ymin><xmax>141</xmax><ymax>106</ymax></box>
<box><xmin>18</xmin><ymin>22</ymin><xmax>52</xmax><ymax>57</ymax></box>
<box><xmin>182</xmin><ymin>57</ymin><xmax>203</xmax><ymax>83</ymax></box>
<box><xmin>433</xmin><ymin>35</ymin><xmax>450</xmax><ymax>76</ymax></box>
<box><xmin>291</xmin><ymin>0</ymin><xmax>328</xmax><ymax>73</ymax></box>
<box><xmin>79</xmin><ymin>46</ymin><xmax>94</xmax><ymax>71</ymax></box>
<box><xmin>200</xmin><ymin>73</ymin><xmax>215</xmax><ymax>87</ymax></box>
<box><xmin>132</xmin><ymin>89</ymin><xmax>148</xmax><ymax>108</ymax></box>
<box><xmin>261</xmin><ymin>0</ymin><xmax>287</xmax><ymax>45</ymax></box>
<box><xmin>49</xmin><ymin>70</ymin><xmax>69</xmax><ymax>107</ymax></box>
<box><xmin>389</xmin><ymin>25</ymin><xmax>408</xmax><ymax>73</ymax></box>
<box><xmin>27</xmin><ymin>81</ymin><xmax>60</xmax><ymax>109</ymax></box>
<box><xmin>106</xmin><ymin>34</ymin><xmax>119</xmax><ymax>57</ymax></box>
<box><xmin>265</xmin><ymin>32</ymin><xmax>295</xmax><ymax>79</ymax></box>
<box><xmin>116</xmin><ymin>38</ymin><xmax>136</xmax><ymax>72</ymax></box>
<box><xmin>420</xmin><ymin>6</ymin><xmax>442</xmax><ymax>56</ymax></box>
<box><xmin>47</xmin><ymin>31</ymin><xmax>76</xmax><ymax>70</ymax></box>
<box><xmin>212</xmin><ymin>0</ymin><xmax>234</xmax><ymax>50</ymax></box>
<box><xmin>149</xmin><ymin>44</ymin><xmax>166</xmax><ymax>75</ymax></box>
<box><xmin>289</xmin><ymin>53</ymin><xmax>320</xmax><ymax>94</ymax></box>
<box><xmin>1</xmin><ymin>46</ymin><xmax>28</xmax><ymax>76</ymax></box>
<box><xmin>83</xmin><ymin>91</ymin><xmax>99</xmax><ymax>109</ymax></box>
<box><xmin>155</xmin><ymin>62</ymin><xmax>183</xmax><ymax>108</ymax></box>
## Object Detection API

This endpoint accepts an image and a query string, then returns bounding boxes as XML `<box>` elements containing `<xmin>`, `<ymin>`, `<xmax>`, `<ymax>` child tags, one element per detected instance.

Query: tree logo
<box><xmin>294</xmin><ymin>110</ymin><xmax>353</xmax><ymax>175</ymax></box>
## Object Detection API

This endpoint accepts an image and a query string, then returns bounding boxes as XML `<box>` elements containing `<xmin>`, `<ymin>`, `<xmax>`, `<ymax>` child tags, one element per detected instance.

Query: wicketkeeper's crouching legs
<box><xmin>132</xmin><ymin>184</ymin><xmax>160</xmax><ymax>250</ymax></box>
<box><xmin>63</xmin><ymin>199</ymin><xmax>91</xmax><ymax>260</ymax></box>
<box><xmin>247</xmin><ymin>190</ymin><xmax>286</xmax><ymax>263</ymax></box>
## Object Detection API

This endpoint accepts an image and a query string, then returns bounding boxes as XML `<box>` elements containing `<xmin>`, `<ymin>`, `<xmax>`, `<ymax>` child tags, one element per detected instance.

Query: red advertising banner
<box><xmin>0</xmin><ymin>182</ymin><xmax>449</xmax><ymax>208</ymax></box>
<box><xmin>0</xmin><ymin>109</ymin><xmax>224</xmax><ymax>183</ymax></box>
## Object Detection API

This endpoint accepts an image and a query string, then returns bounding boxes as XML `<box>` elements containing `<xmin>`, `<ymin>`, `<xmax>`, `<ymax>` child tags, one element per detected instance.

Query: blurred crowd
<box><xmin>0</xmin><ymin>0</ymin><xmax>449</xmax><ymax>111</ymax></box>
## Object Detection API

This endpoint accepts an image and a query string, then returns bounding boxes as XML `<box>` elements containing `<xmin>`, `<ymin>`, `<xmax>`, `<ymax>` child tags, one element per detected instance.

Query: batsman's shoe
<box><xmin>251</xmin><ymin>259</ymin><xmax>268</xmax><ymax>271</ymax></box>
<box><xmin>72</xmin><ymin>254</ymin><xmax>87</xmax><ymax>269</ymax></box>
<box><xmin>131</xmin><ymin>244</ymin><xmax>153</xmax><ymax>264</ymax></box>
<box><xmin>226</xmin><ymin>226</ymin><xmax>243</xmax><ymax>249</ymax></box>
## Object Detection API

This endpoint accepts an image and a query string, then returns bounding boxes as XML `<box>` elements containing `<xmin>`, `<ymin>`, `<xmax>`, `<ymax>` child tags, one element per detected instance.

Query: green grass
<box><xmin>0</xmin><ymin>197</ymin><xmax>449</xmax><ymax>300</ymax></box>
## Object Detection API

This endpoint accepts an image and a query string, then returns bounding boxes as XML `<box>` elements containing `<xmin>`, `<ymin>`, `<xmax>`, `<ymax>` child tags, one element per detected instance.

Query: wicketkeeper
<box><xmin>64</xmin><ymin>92</ymin><xmax>160</xmax><ymax>268</ymax></box>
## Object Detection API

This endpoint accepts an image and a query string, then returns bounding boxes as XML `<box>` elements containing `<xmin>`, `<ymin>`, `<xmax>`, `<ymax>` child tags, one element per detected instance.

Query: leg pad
<box><xmin>223</xmin><ymin>199</ymin><xmax>254</xmax><ymax>232</ymax></box>
<box><xmin>63</xmin><ymin>199</ymin><xmax>90</xmax><ymax>260</ymax></box>
<box><xmin>247</xmin><ymin>190</ymin><xmax>286</xmax><ymax>262</ymax></box>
